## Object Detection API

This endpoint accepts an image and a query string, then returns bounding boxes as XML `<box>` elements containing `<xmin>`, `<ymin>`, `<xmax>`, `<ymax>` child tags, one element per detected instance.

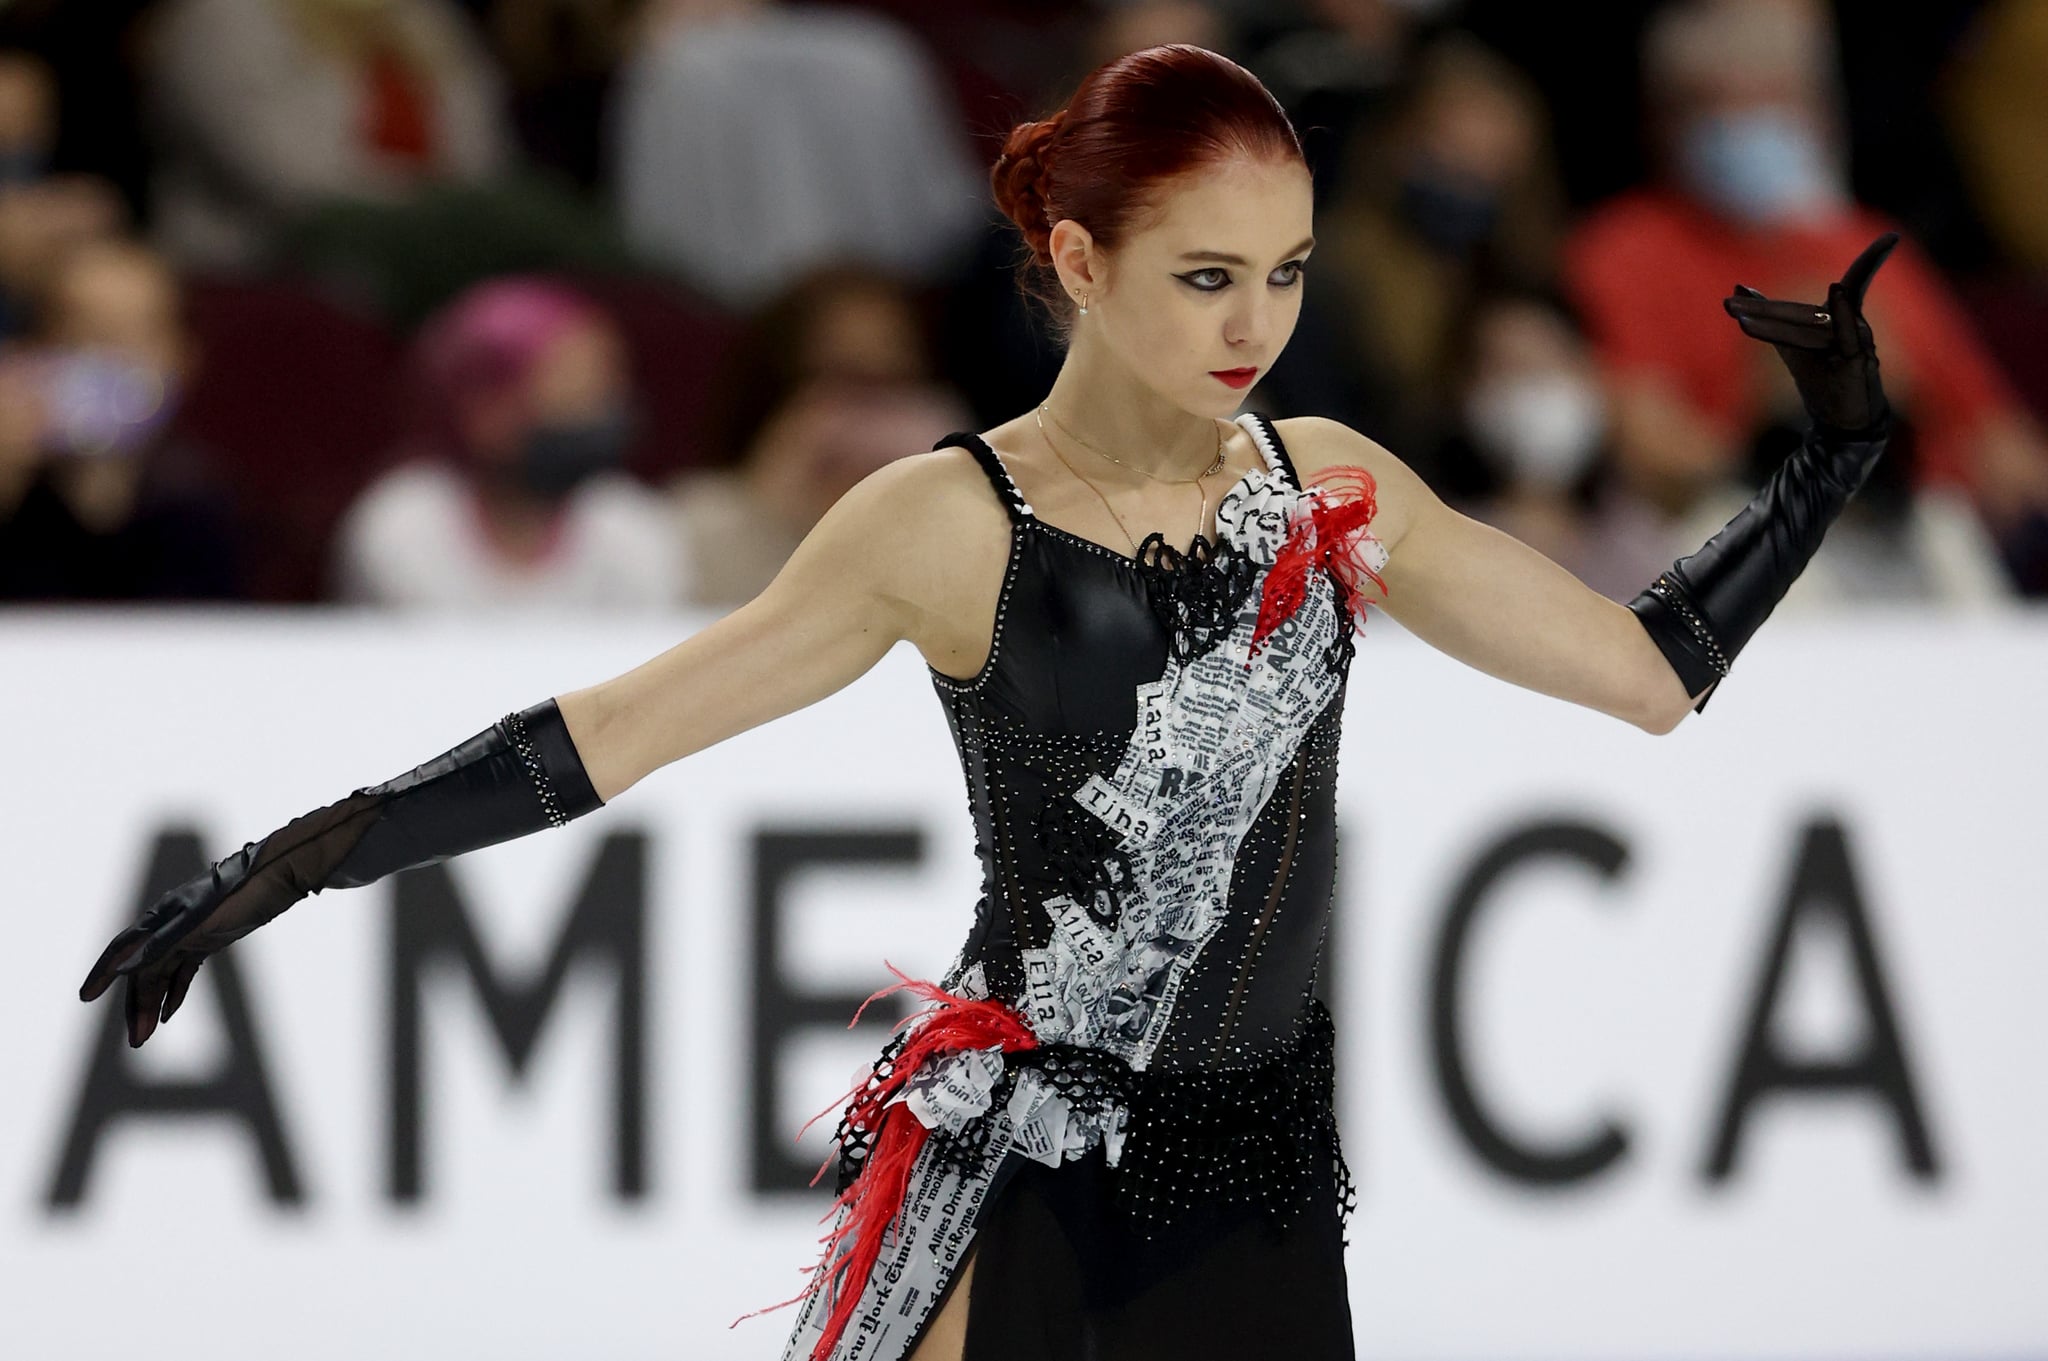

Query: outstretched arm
<box><xmin>1632</xmin><ymin>231</ymin><xmax>1900</xmax><ymax>714</ymax></box>
<box><xmin>1283</xmin><ymin>232</ymin><xmax>1903</xmax><ymax>736</ymax></box>
<box><xmin>80</xmin><ymin>451</ymin><xmax>966</xmax><ymax>1044</ymax></box>
<box><xmin>1283</xmin><ymin>415</ymin><xmax>1692</xmax><ymax>733</ymax></box>
<box><xmin>555</xmin><ymin>455</ymin><xmax>938</xmax><ymax>801</ymax></box>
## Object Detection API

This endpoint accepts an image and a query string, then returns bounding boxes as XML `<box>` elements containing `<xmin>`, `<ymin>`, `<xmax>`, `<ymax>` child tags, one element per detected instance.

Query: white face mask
<box><xmin>1463</xmin><ymin>374</ymin><xmax>1606</xmax><ymax>489</ymax></box>
<box><xmin>1677</xmin><ymin>109</ymin><xmax>1847</xmax><ymax>226</ymax></box>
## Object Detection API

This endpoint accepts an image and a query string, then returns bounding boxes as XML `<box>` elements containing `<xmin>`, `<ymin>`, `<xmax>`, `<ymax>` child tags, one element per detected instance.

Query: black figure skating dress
<box><xmin>768</xmin><ymin>412</ymin><xmax>1390</xmax><ymax>1361</ymax></box>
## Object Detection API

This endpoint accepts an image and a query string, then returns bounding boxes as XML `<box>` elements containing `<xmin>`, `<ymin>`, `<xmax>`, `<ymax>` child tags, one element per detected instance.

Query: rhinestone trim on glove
<box><xmin>1648</xmin><ymin>572</ymin><xmax>1731</xmax><ymax>677</ymax></box>
<box><xmin>502</xmin><ymin>708</ymin><xmax>568</xmax><ymax>828</ymax></box>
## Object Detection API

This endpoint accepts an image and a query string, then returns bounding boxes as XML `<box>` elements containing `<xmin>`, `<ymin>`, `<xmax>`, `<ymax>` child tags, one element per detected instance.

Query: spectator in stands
<box><xmin>142</xmin><ymin>0</ymin><xmax>511</xmax><ymax>273</ymax></box>
<box><xmin>696</xmin><ymin>261</ymin><xmax>938</xmax><ymax>470</ymax></box>
<box><xmin>1561</xmin><ymin>0</ymin><xmax>2048</xmax><ymax>584</ymax></box>
<box><xmin>1309</xmin><ymin>35</ymin><xmax>1569</xmax><ymax>459</ymax></box>
<box><xmin>1439</xmin><ymin>290</ymin><xmax>1609</xmax><ymax>589</ymax></box>
<box><xmin>1250</xmin><ymin>0</ymin><xmax>1419</xmax><ymax>209</ymax></box>
<box><xmin>0</xmin><ymin>49</ymin><xmax>52</xmax><ymax>184</ymax></box>
<box><xmin>671</xmin><ymin>262</ymin><xmax>972</xmax><ymax>608</ymax></box>
<box><xmin>1444</xmin><ymin>285</ymin><xmax>2018</xmax><ymax>609</ymax></box>
<box><xmin>332</xmin><ymin>277</ymin><xmax>688</xmax><ymax>609</ymax></box>
<box><xmin>1665</xmin><ymin>425</ymin><xmax>2020</xmax><ymax>612</ymax></box>
<box><xmin>1939</xmin><ymin>0</ymin><xmax>2048</xmax><ymax>590</ymax></box>
<box><xmin>610</xmin><ymin>0</ymin><xmax>984</xmax><ymax>311</ymax></box>
<box><xmin>467</xmin><ymin>0</ymin><xmax>639</xmax><ymax>190</ymax></box>
<box><xmin>0</xmin><ymin>48</ymin><xmax>125</xmax><ymax>338</ymax></box>
<box><xmin>0</xmin><ymin>236</ymin><xmax>246</xmax><ymax>601</ymax></box>
<box><xmin>1940</xmin><ymin>0</ymin><xmax>2048</xmax><ymax>278</ymax></box>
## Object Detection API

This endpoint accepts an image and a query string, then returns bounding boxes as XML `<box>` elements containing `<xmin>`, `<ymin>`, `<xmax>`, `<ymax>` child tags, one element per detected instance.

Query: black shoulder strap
<box><xmin>933</xmin><ymin>430</ymin><xmax>1032</xmax><ymax>525</ymax></box>
<box><xmin>1243</xmin><ymin>412</ymin><xmax>1304</xmax><ymax>490</ymax></box>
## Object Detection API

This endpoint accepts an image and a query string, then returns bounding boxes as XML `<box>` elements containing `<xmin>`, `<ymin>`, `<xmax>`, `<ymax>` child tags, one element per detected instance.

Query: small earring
<box><xmin>1077</xmin><ymin>294</ymin><xmax>1089</xmax><ymax>316</ymax></box>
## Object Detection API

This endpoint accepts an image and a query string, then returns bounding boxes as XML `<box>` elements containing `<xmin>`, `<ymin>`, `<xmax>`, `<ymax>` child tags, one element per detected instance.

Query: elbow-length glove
<box><xmin>78</xmin><ymin>697</ymin><xmax>604</xmax><ymax>1047</ymax></box>
<box><xmin>1627</xmin><ymin>231</ymin><xmax>1901</xmax><ymax>714</ymax></box>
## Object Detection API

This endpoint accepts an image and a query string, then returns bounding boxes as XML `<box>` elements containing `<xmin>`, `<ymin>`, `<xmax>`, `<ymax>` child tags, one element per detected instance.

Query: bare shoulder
<box><xmin>857</xmin><ymin>442</ymin><xmax>1013</xmax><ymax>581</ymax></box>
<box><xmin>1271</xmin><ymin>414</ymin><xmax>1440</xmax><ymax>555</ymax></box>
<box><xmin>555</xmin><ymin>443</ymin><xmax>1013</xmax><ymax>799</ymax></box>
<box><xmin>814</xmin><ymin>442</ymin><xmax>1014</xmax><ymax>670</ymax></box>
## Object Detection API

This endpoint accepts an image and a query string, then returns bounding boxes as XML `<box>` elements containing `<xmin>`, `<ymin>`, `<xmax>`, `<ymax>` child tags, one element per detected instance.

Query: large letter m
<box><xmin>387</xmin><ymin>832</ymin><xmax>647</xmax><ymax>1202</ymax></box>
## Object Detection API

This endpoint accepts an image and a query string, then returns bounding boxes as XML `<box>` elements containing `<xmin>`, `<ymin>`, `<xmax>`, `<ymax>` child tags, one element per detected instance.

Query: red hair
<box><xmin>990</xmin><ymin>44</ymin><xmax>1305</xmax><ymax>339</ymax></box>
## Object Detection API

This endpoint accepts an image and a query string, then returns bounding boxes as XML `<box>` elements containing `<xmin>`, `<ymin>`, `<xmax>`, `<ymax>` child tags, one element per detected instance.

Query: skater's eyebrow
<box><xmin>1177</xmin><ymin>237</ymin><xmax>1315</xmax><ymax>266</ymax></box>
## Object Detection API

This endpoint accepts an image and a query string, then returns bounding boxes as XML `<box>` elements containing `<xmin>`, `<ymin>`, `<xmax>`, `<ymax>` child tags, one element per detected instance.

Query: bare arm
<box><xmin>553</xmin><ymin>452</ymin><xmax>972</xmax><ymax>800</ymax></box>
<box><xmin>79</xmin><ymin>450</ymin><xmax>994</xmax><ymax>1044</ymax></box>
<box><xmin>1283</xmin><ymin>416</ymin><xmax>1695</xmax><ymax>734</ymax></box>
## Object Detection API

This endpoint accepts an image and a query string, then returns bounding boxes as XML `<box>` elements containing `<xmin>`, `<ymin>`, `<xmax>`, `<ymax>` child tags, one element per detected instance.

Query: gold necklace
<box><xmin>1034</xmin><ymin>405</ymin><xmax>1225</xmax><ymax>558</ymax></box>
<box><xmin>1036</xmin><ymin>402</ymin><xmax>1224</xmax><ymax>483</ymax></box>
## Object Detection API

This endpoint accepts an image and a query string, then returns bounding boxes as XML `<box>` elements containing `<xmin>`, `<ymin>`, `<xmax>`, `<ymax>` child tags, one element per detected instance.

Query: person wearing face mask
<box><xmin>1561</xmin><ymin>0</ymin><xmax>2048</xmax><ymax>593</ymax></box>
<box><xmin>331</xmin><ymin>276</ymin><xmax>688</xmax><ymax>610</ymax></box>
<box><xmin>1441</xmin><ymin>292</ymin><xmax>1613</xmax><ymax>577</ymax></box>
<box><xmin>674</xmin><ymin>262</ymin><xmax>974</xmax><ymax>609</ymax></box>
<box><xmin>0</xmin><ymin>235</ymin><xmax>245</xmax><ymax>601</ymax></box>
<box><xmin>1309</xmin><ymin>35</ymin><xmax>1568</xmax><ymax>455</ymax></box>
<box><xmin>1675</xmin><ymin>99</ymin><xmax>1848</xmax><ymax>229</ymax></box>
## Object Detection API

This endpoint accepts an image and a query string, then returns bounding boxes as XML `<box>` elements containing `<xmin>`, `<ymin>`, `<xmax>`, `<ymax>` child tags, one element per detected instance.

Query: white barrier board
<box><xmin>3</xmin><ymin>608</ymin><xmax>2043</xmax><ymax>1360</ymax></box>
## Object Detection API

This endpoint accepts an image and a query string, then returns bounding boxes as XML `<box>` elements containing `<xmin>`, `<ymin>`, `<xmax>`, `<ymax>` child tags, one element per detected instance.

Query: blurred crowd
<box><xmin>3</xmin><ymin>0</ymin><xmax>2047</xmax><ymax>614</ymax></box>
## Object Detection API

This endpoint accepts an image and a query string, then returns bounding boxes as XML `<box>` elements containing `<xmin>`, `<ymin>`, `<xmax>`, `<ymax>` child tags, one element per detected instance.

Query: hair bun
<box><xmin>984</xmin><ymin>45</ymin><xmax>1304</xmax><ymax>344</ymax></box>
<box><xmin>991</xmin><ymin>114</ymin><xmax>1063</xmax><ymax>264</ymax></box>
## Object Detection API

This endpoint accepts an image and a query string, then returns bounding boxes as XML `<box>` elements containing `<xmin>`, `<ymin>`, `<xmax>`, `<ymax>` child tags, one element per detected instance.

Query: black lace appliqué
<box><xmin>1131</xmin><ymin>530</ymin><xmax>1260</xmax><ymax>664</ymax></box>
<box><xmin>838</xmin><ymin>1000</ymin><xmax>1359</xmax><ymax>1246</ymax></box>
<box><xmin>1032</xmin><ymin>792</ymin><xmax>1136</xmax><ymax>928</ymax></box>
<box><xmin>829</xmin><ymin>1025</ymin><xmax>912</xmax><ymax>1196</ymax></box>
<box><xmin>1319</xmin><ymin>570</ymin><xmax>1360</xmax><ymax>677</ymax></box>
<box><xmin>923</xmin><ymin>1041</ymin><xmax>1139</xmax><ymax>1183</ymax></box>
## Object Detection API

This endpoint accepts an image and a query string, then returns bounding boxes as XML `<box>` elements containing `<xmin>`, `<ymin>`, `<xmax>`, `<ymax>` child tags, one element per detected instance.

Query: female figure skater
<box><xmin>78</xmin><ymin>44</ymin><xmax>1899</xmax><ymax>1361</ymax></box>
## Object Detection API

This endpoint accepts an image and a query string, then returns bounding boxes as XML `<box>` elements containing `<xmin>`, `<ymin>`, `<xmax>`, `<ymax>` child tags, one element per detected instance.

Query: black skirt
<box><xmin>779</xmin><ymin>1001</ymin><xmax>1358</xmax><ymax>1361</ymax></box>
<box><xmin>956</xmin><ymin>1125</ymin><xmax>1356</xmax><ymax>1359</ymax></box>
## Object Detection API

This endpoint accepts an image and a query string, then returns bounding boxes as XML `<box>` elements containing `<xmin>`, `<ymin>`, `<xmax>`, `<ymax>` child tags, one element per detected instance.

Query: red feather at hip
<box><xmin>731</xmin><ymin>962</ymin><xmax>1039</xmax><ymax>1361</ymax></box>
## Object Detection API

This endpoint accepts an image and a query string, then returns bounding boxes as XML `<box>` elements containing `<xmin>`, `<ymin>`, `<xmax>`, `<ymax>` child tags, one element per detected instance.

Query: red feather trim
<box><xmin>730</xmin><ymin>962</ymin><xmax>1039</xmax><ymax>1360</ymax></box>
<box><xmin>1249</xmin><ymin>464</ymin><xmax>1388</xmax><ymax>659</ymax></box>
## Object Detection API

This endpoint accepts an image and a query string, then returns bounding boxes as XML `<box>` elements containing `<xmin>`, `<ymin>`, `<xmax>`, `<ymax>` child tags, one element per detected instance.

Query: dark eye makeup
<box><xmin>1176</xmin><ymin>261</ymin><xmax>1308</xmax><ymax>293</ymax></box>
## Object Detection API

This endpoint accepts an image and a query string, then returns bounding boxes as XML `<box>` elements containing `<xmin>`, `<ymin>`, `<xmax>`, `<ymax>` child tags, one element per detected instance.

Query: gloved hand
<box><xmin>77</xmin><ymin>789</ymin><xmax>410</xmax><ymax>1047</ymax></box>
<box><xmin>1627</xmin><ymin>233</ymin><xmax>1905</xmax><ymax>716</ymax></box>
<box><xmin>78</xmin><ymin>698</ymin><xmax>603</xmax><ymax>1047</ymax></box>
<box><xmin>1722</xmin><ymin>231</ymin><xmax>1899</xmax><ymax>436</ymax></box>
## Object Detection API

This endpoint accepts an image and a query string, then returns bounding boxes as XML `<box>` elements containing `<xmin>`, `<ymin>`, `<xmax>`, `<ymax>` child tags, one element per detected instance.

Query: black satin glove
<box><xmin>1723</xmin><ymin>231</ymin><xmax>1898</xmax><ymax>435</ymax></box>
<box><xmin>1627</xmin><ymin>233</ymin><xmax>1902</xmax><ymax>715</ymax></box>
<box><xmin>78</xmin><ymin>698</ymin><xmax>604</xmax><ymax>1047</ymax></box>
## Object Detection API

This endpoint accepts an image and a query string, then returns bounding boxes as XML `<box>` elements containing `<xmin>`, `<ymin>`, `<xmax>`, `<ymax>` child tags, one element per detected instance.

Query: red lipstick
<box><xmin>1210</xmin><ymin>367</ymin><xmax>1258</xmax><ymax>389</ymax></box>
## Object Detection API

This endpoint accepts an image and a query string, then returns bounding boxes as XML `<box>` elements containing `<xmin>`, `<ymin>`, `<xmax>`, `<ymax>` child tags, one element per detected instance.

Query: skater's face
<box><xmin>1055</xmin><ymin>154</ymin><xmax>1314</xmax><ymax>417</ymax></box>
